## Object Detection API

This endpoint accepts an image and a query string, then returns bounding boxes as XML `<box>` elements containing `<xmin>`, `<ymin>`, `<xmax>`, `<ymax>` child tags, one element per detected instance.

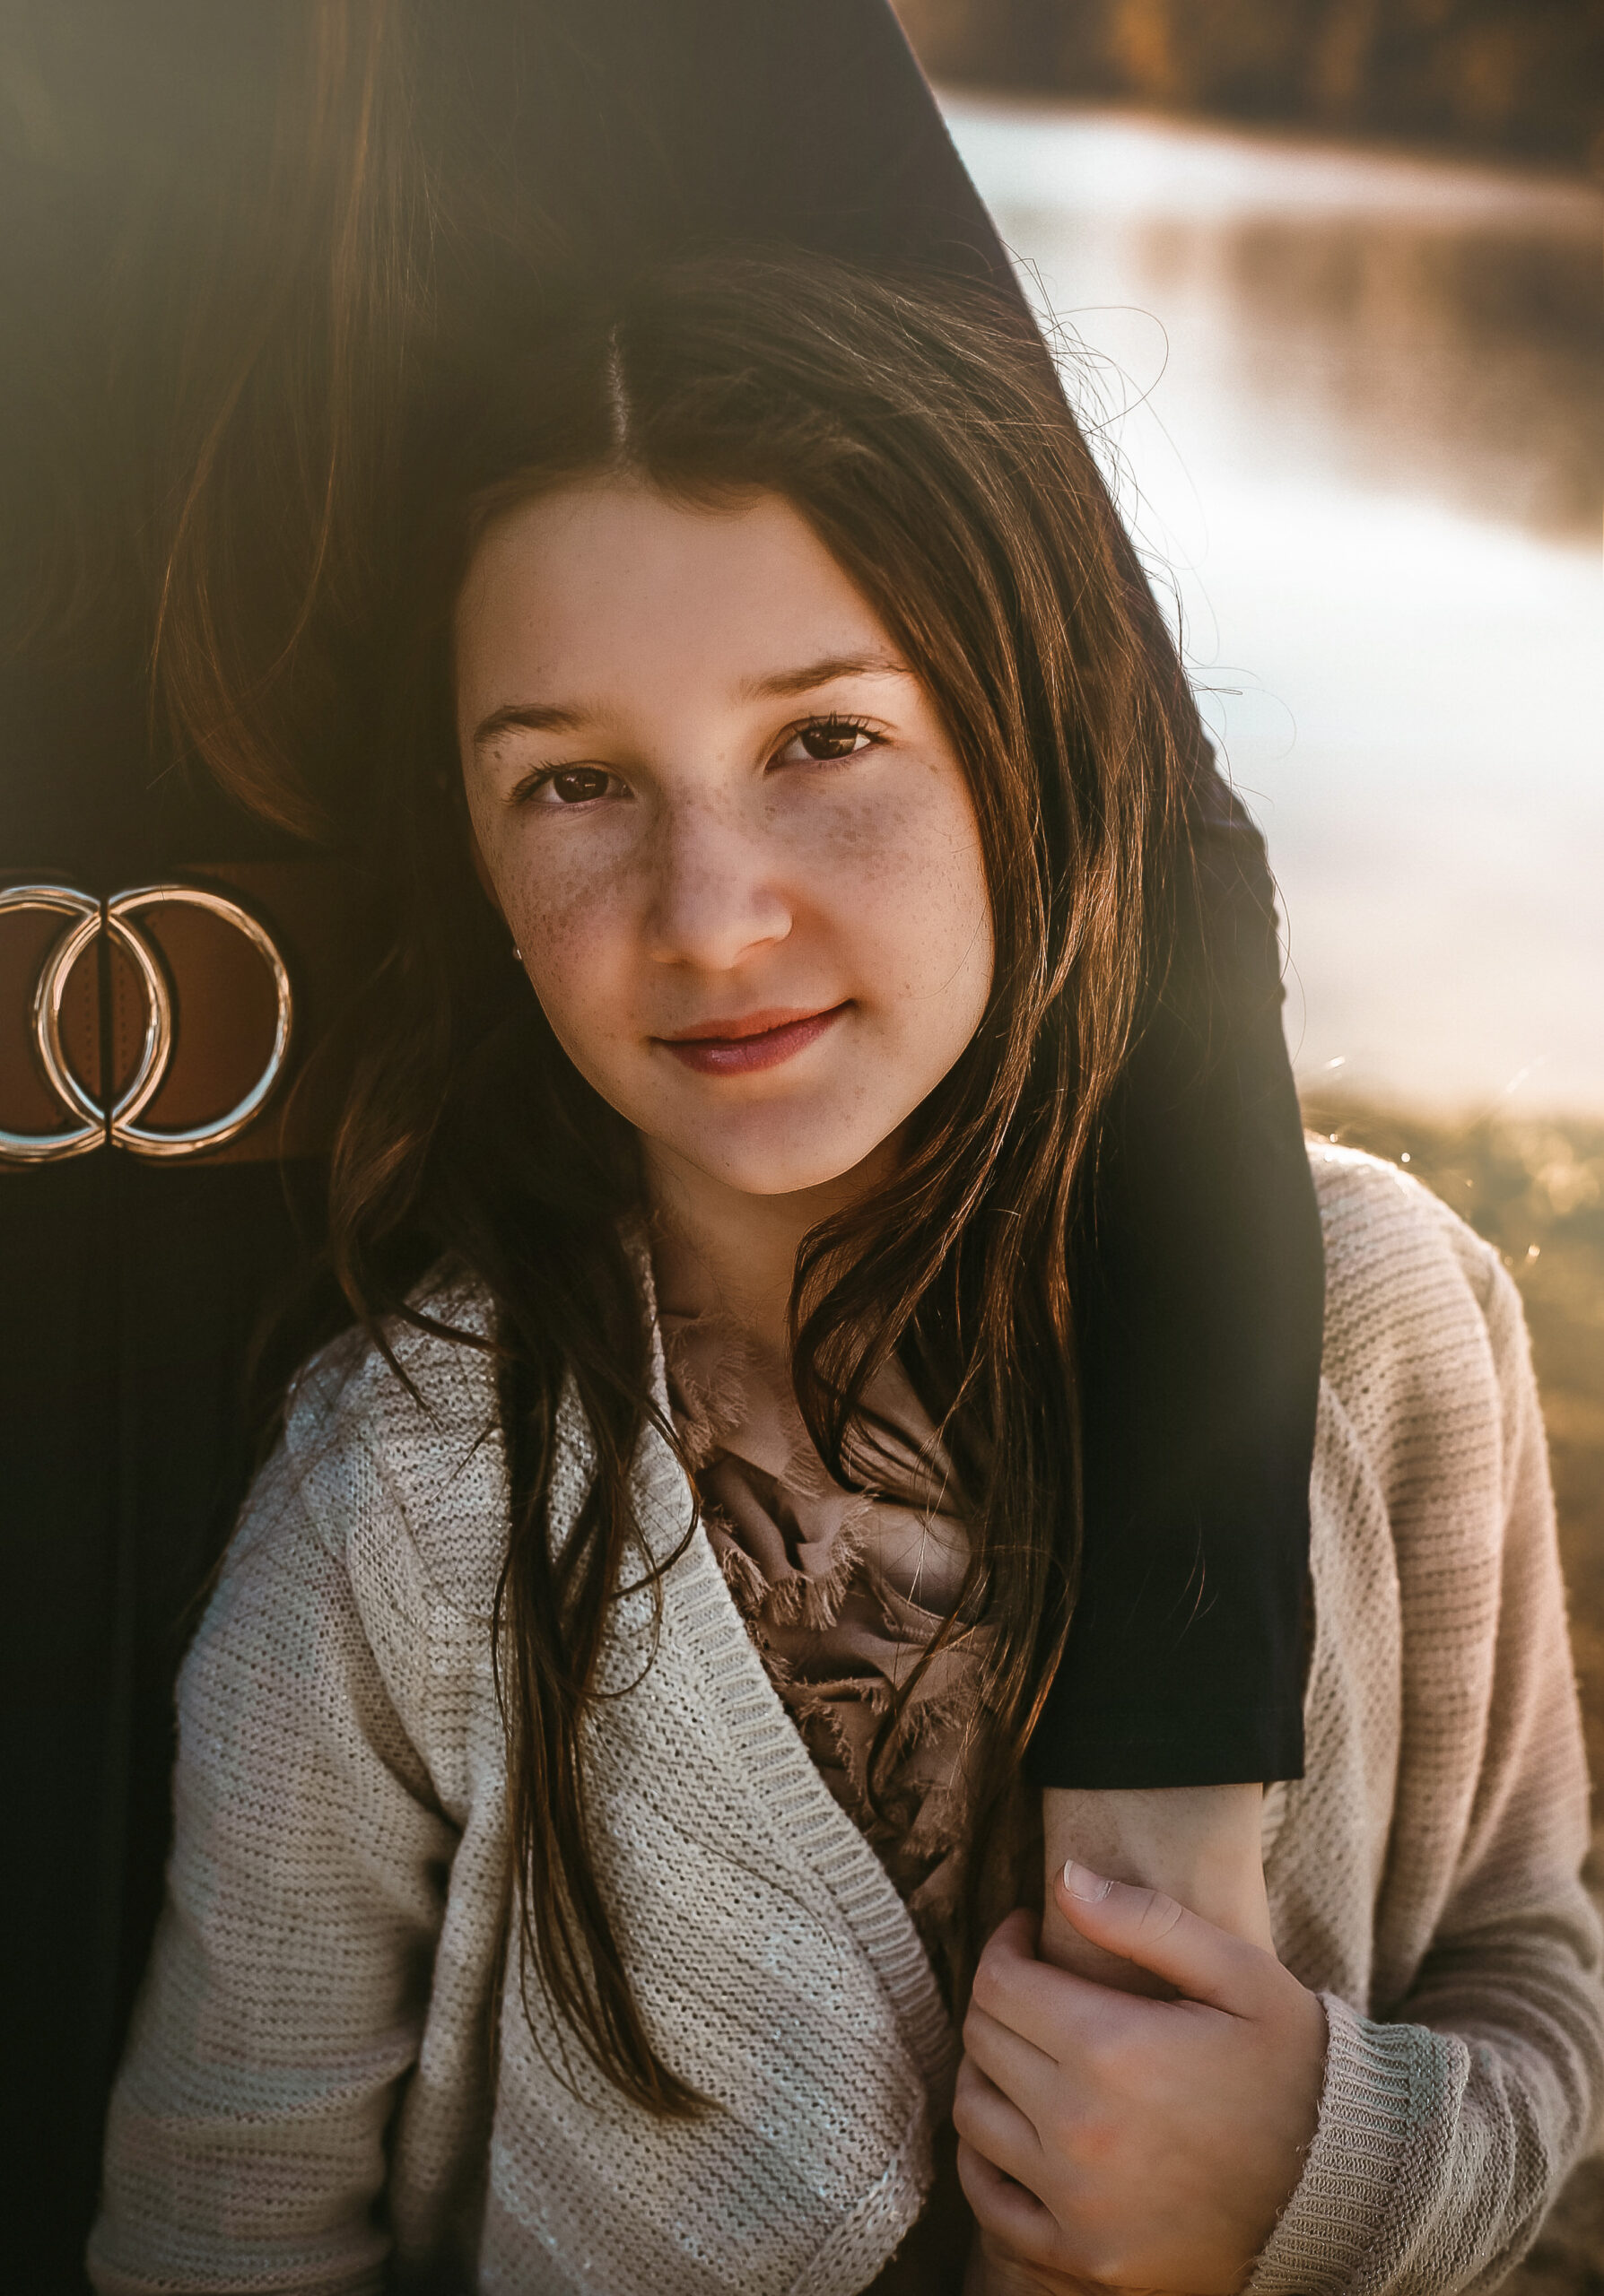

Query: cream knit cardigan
<box><xmin>89</xmin><ymin>1149</ymin><xmax>1604</xmax><ymax>2296</ymax></box>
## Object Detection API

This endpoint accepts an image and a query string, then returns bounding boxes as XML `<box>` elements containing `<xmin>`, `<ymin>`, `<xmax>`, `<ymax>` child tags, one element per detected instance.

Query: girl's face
<box><xmin>455</xmin><ymin>482</ymin><xmax>993</xmax><ymax>1199</ymax></box>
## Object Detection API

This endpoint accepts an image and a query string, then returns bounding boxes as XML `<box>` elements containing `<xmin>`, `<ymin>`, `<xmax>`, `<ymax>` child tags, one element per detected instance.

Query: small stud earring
<box><xmin>512</xmin><ymin>945</ymin><xmax>523</xmax><ymax>962</ymax></box>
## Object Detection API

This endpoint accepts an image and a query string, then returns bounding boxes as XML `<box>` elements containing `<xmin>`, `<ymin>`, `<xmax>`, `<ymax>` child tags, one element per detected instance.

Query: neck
<box><xmin>642</xmin><ymin>1135</ymin><xmax>899</xmax><ymax>1361</ymax></box>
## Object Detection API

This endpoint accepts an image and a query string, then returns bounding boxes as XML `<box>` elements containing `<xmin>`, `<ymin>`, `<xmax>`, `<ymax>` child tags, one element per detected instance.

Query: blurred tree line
<box><xmin>895</xmin><ymin>0</ymin><xmax>1604</xmax><ymax>169</ymax></box>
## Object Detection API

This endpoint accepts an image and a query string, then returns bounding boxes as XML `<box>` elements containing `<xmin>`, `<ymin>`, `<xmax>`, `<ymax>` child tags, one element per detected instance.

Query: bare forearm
<box><xmin>1038</xmin><ymin>1785</ymin><xmax>1273</xmax><ymax>1988</ymax></box>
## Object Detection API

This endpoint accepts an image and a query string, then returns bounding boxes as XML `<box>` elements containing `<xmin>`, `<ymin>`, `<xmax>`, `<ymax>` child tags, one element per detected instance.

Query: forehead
<box><xmin>453</xmin><ymin>483</ymin><xmax>886</xmax><ymax>698</ymax></box>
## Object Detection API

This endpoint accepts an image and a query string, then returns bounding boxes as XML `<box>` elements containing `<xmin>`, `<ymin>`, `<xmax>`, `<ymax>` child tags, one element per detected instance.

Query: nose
<box><xmin>645</xmin><ymin>793</ymin><xmax>793</xmax><ymax>973</ymax></box>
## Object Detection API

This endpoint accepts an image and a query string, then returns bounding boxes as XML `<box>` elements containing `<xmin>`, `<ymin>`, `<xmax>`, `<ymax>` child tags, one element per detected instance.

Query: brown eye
<box><xmin>549</xmin><ymin>767</ymin><xmax>613</xmax><ymax>804</ymax></box>
<box><xmin>790</xmin><ymin>720</ymin><xmax>872</xmax><ymax>762</ymax></box>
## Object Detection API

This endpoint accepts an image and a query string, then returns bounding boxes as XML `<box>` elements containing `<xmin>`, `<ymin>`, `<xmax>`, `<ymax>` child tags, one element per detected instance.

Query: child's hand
<box><xmin>963</xmin><ymin>2231</ymin><xmax>1111</xmax><ymax>2296</ymax></box>
<box><xmin>953</xmin><ymin>1865</ymin><xmax>1328</xmax><ymax>2295</ymax></box>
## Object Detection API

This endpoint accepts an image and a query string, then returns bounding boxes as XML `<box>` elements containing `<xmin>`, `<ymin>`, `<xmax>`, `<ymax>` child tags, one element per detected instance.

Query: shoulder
<box><xmin>1295</xmin><ymin>1138</ymin><xmax>1498</xmax><ymax>1322</ymax></box>
<box><xmin>1308</xmin><ymin>1141</ymin><xmax>1529</xmax><ymax>1493</ymax></box>
<box><xmin>263</xmin><ymin>1270</ymin><xmax>510</xmax><ymax>1624</ymax></box>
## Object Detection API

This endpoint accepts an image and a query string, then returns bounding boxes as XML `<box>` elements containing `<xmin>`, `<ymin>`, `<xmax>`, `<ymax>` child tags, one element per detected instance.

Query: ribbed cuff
<box><xmin>1247</xmin><ymin>1993</ymin><xmax>1451</xmax><ymax>2296</ymax></box>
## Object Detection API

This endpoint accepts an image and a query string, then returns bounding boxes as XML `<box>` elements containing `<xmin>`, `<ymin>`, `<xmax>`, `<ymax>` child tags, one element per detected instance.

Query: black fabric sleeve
<box><xmin>1024</xmin><ymin>761</ymin><xmax>1325</xmax><ymax>1790</ymax></box>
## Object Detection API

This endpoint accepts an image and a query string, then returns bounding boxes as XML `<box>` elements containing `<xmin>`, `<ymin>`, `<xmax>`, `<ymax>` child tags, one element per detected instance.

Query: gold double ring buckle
<box><xmin>0</xmin><ymin>883</ymin><xmax>293</xmax><ymax>1164</ymax></box>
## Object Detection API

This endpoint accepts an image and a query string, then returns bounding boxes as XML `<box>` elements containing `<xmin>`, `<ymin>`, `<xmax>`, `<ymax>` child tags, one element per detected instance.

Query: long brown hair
<box><xmin>142</xmin><ymin>0</ymin><xmax>427</xmax><ymax>839</ymax></box>
<box><xmin>3</xmin><ymin>1</ymin><xmax>430</xmax><ymax>824</ymax></box>
<box><xmin>289</xmin><ymin>247</ymin><xmax>1205</xmax><ymax>2114</ymax></box>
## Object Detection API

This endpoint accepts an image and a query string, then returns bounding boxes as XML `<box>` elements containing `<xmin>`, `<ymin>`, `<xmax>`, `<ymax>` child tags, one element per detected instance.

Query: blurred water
<box><xmin>944</xmin><ymin>95</ymin><xmax>1604</xmax><ymax>1117</ymax></box>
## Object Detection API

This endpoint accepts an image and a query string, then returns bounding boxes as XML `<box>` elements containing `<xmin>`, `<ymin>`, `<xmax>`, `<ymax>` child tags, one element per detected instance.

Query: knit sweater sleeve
<box><xmin>1251</xmin><ymin>1252</ymin><xmax>1604</xmax><ymax>2295</ymax></box>
<box><xmin>87</xmin><ymin>1390</ymin><xmax>458</xmax><ymax>2296</ymax></box>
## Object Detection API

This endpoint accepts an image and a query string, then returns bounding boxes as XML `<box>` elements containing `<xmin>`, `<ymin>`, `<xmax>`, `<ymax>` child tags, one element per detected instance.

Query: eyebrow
<box><xmin>471</xmin><ymin>652</ymin><xmax>911</xmax><ymax>751</ymax></box>
<box><xmin>739</xmin><ymin>651</ymin><xmax>911</xmax><ymax>700</ymax></box>
<box><xmin>472</xmin><ymin>700</ymin><xmax>586</xmax><ymax>748</ymax></box>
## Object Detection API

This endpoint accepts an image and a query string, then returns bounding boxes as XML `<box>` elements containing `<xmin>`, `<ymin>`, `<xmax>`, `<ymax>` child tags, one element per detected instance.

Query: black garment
<box><xmin>0</xmin><ymin>4</ymin><xmax>1319</xmax><ymax>2286</ymax></box>
<box><xmin>1026</xmin><ymin>771</ymin><xmax>1325</xmax><ymax>1792</ymax></box>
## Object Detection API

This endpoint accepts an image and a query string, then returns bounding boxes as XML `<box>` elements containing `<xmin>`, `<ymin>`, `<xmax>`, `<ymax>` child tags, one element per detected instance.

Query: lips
<box><xmin>658</xmin><ymin>1003</ymin><xmax>848</xmax><ymax>1076</ymax></box>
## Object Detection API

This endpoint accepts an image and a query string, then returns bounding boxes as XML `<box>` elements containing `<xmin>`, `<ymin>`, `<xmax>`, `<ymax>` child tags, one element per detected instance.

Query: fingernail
<box><xmin>1063</xmin><ymin>1859</ymin><xmax>1112</xmax><ymax>1901</ymax></box>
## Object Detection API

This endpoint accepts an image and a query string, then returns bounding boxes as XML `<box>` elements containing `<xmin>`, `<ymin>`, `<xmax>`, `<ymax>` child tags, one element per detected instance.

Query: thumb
<box><xmin>1052</xmin><ymin>1859</ymin><xmax>1269</xmax><ymax>2014</ymax></box>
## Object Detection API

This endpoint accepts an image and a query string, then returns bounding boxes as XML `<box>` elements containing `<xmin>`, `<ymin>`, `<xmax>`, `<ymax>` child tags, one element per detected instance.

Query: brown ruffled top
<box><xmin>659</xmin><ymin>1308</ymin><xmax>1000</xmax><ymax>2009</ymax></box>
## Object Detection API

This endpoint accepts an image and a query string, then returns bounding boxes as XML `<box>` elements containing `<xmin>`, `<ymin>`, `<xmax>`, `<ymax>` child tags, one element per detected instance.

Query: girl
<box><xmin>90</xmin><ymin>252</ymin><xmax>1600</xmax><ymax>2294</ymax></box>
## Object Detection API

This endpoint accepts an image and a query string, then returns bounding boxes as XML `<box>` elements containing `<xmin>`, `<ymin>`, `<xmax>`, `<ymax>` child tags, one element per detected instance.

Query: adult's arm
<box><xmin>87</xmin><ymin>1407</ymin><xmax>455</xmax><ymax>2296</ymax></box>
<box><xmin>1251</xmin><ymin>1255</ymin><xmax>1604</xmax><ymax>2292</ymax></box>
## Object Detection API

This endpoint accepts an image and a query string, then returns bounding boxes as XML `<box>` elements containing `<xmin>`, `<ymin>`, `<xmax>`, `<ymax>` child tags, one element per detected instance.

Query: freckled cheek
<box><xmin>500</xmin><ymin>847</ymin><xmax>644</xmax><ymax>1048</ymax></box>
<box><xmin>811</xmin><ymin>801</ymin><xmax>991</xmax><ymax>1002</ymax></box>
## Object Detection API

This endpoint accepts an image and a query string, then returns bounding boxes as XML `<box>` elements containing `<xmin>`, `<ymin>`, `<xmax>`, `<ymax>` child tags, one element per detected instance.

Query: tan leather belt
<box><xmin>0</xmin><ymin>862</ymin><xmax>361</xmax><ymax>1166</ymax></box>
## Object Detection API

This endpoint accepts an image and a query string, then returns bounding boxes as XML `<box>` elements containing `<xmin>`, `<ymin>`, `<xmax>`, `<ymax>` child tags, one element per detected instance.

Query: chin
<box><xmin>699</xmin><ymin>1123</ymin><xmax>894</xmax><ymax>1200</ymax></box>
